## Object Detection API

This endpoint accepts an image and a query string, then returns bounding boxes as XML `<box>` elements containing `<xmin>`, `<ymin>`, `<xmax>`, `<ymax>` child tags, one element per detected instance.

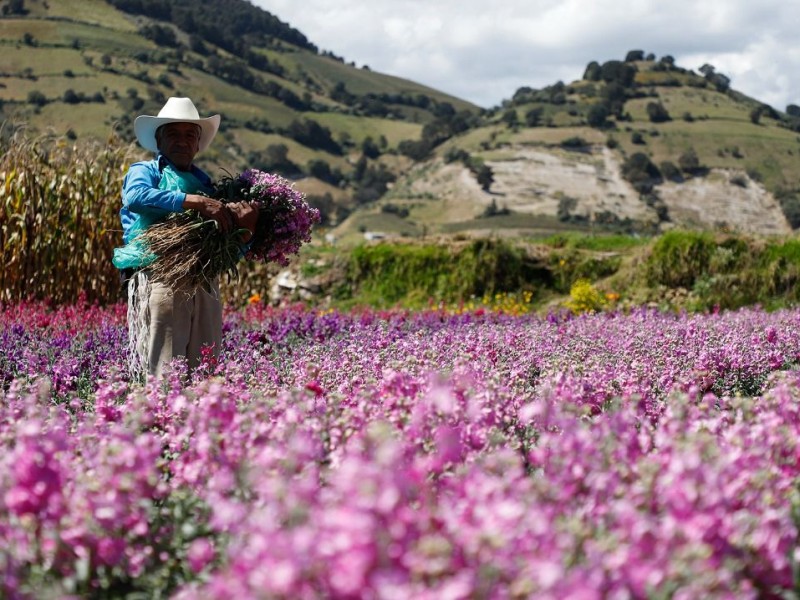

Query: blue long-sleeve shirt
<box><xmin>120</xmin><ymin>155</ymin><xmax>213</xmax><ymax>244</ymax></box>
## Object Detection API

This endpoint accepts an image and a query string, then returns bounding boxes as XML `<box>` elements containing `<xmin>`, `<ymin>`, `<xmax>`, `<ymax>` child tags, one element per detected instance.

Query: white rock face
<box><xmin>394</xmin><ymin>145</ymin><xmax>791</xmax><ymax>236</ymax></box>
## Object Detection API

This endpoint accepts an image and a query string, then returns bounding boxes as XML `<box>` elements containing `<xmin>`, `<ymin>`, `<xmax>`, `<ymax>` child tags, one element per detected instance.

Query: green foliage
<box><xmin>645</xmin><ymin>230</ymin><xmax>716</xmax><ymax>288</ymax></box>
<box><xmin>561</xmin><ymin>136</ymin><xmax>588</xmax><ymax>149</ymax></box>
<box><xmin>0</xmin><ymin>130</ymin><xmax>139</xmax><ymax>304</ymax></box>
<box><xmin>480</xmin><ymin>198</ymin><xmax>510</xmax><ymax>218</ymax></box>
<box><xmin>565</xmin><ymin>279</ymin><xmax>606</xmax><ymax>314</ymax></box>
<box><xmin>525</xmin><ymin>107</ymin><xmax>544</xmax><ymax>127</ymax></box>
<box><xmin>586</xmin><ymin>104</ymin><xmax>609</xmax><ymax>128</ymax></box>
<box><xmin>678</xmin><ymin>148</ymin><xmax>702</xmax><ymax>174</ymax></box>
<box><xmin>106</xmin><ymin>0</ymin><xmax>316</xmax><ymax>56</ymax></box>
<box><xmin>550</xmin><ymin>248</ymin><xmax>622</xmax><ymax>293</ymax></box>
<box><xmin>646</xmin><ymin>101</ymin><xmax>671</xmax><ymax>123</ymax></box>
<box><xmin>660</xmin><ymin>160</ymin><xmax>681</xmax><ymax>181</ymax></box>
<box><xmin>624</xmin><ymin>50</ymin><xmax>645</xmax><ymax>62</ymax></box>
<box><xmin>341</xmin><ymin>240</ymin><xmax>547</xmax><ymax>308</ymax></box>
<box><xmin>542</xmin><ymin>232</ymin><xmax>648</xmax><ymax>252</ymax></box>
<box><xmin>621</xmin><ymin>152</ymin><xmax>660</xmax><ymax>192</ymax></box>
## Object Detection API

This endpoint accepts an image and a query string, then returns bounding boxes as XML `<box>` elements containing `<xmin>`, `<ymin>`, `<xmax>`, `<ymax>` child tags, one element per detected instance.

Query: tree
<box><xmin>475</xmin><ymin>164</ymin><xmax>494</xmax><ymax>191</ymax></box>
<box><xmin>750</xmin><ymin>107</ymin><xmax>762</xmax><ymax>125</ymax></box>
<box><xmin>621</xmin><ymin>152</ymin><xmax>661</xmax><ymax>193</ymax></box>
<box><xmin>501</xmin><ymin>109</ymin><xmax>519</xmax><ymax>128</ymax></box>
<box><xmin>583</xmin><ymin>61</ymin><xmax>601</xmax><ymax>81</ymax></box>
<box><xmin>3</xmin><ymin>0</ymin><xmax>26</xmax><ymax>15</ymax></box>
<box><xmin>660</xmin><ymin>161</ymin><xmax>681</xmax><ymax>182</ymax></box>
<box><xmin>678</xmin><ymin>148</ymin><xmax>701</xmax><ymax>174</ymax></box>
<box><xmin>586</xmin><ymin>104</ymin><xmax>609</xmax><ymax>128</ymax></box>
<box><xmin>599</xmin><ymin>61</ymin><xmax>636</xmax><ymax>87</ymax></box>
<box><xmin>625</xmin><ymin>49</ymin><xmax>645</xmax><ymax>62</ymax></box>
<box><xmin>397</xmin><ymin>139</ymin><xmax>432</xmax><ymax>161</ymax></box>
<box><xmin>525</xmin><ymin>107</ymin><xmax>543</xmax><ymax>127</ymax></box>
<box><xmin>286</xmin><ymin>119</ymin><xmax>340</xmax><ymax>154</ymax></box>
<box><xmin>27</xmin><ymin>90</ymin><xmax>47</xmax><ymax>106</ymax></box>
<box><xmin>63</xmin><ymin>89</ymin><xmax>81</xmax><ymax>104</ymax></box>
<box><xmin>646</xmin><ymin>102</ymin><xmax>671</xmax><ymax>123</ymax></box>
<box><xmin>307</xmin><ymin>159</ymin><xmax>341</xmax><ymax>185</ymax></box>
<box><xmin>361</xmin><ymin>137</ymin><xmax>380</xmax><ymax>159</ymax></box>
<box><xmin>601</xmin><ymin>83</ymin><xmax>628</xmax><ymax>117</ymax></box>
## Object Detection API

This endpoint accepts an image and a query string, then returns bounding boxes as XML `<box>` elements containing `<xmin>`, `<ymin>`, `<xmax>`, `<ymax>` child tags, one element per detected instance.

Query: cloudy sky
<box><xmin>252</xmin><ymin>0</ymin><xmax>800</xmax><ymax>111</ymax></box>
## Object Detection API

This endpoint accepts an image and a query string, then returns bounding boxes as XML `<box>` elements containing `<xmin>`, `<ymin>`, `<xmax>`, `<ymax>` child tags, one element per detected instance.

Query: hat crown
<box><xmin>157</xmin><ymin>97</ymin><xmax>202</xmax><ymax>120</ymax></box>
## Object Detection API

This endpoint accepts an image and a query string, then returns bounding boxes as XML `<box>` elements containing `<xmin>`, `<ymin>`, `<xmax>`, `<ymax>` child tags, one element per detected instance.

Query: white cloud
<box><xmin>253</xmin><ymin>0</ymin><xmax>800</xmax><ymax>110</ymax></box>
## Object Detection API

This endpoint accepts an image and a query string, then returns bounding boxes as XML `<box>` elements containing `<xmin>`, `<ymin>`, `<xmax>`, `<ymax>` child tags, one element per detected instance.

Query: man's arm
<box><xmin>122</xmin><ymin>161</ymin><xmax>185</xmax><ymax>214</ymax></box>
<box><xmin>123</xmin><ymin>161</ymin><xmax>234</xmax><ymax>233</ymax></box>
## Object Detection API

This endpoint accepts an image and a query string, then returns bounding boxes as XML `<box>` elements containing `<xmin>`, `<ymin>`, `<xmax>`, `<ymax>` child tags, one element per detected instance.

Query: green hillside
<box><xmin>0</xmin><ymin>0</ymin><xmax>480</xmax><ymax>225</ymax></box>
<box><xmin>331</xmin><ymin>54</ymin><xmax>800</xmax><ymax>242</ymax></box>
<box><xmin>3</xmin><ymin>3</ymin><xmax>800</xmax><ymax>239</ymax></box>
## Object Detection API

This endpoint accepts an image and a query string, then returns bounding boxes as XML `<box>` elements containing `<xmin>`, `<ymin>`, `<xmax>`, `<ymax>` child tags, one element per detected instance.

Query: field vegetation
<box><xmin>4</xmin><ymin>130</ymin><xmax>800</xmax><ymax>315</ymax></box>
<box><xmin>5</xmin><ymin>11</ymin><xmax>800</xmax><ymax>597</ymax></box>
<box><xmin>4</xmin><ymin>2</ymin><xmax>800</xmax><ymax>237</ymax></box>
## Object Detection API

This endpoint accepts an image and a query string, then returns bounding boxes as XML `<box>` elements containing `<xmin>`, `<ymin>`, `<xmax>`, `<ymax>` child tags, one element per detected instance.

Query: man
<box><xmin>113</xmin><ymin>97</ymin><xmax>256</xmax><ymax>379</ymax></box>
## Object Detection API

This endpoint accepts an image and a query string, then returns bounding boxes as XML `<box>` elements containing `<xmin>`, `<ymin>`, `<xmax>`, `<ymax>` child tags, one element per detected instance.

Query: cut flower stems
<box><xmin>140</xmin><ymin>169</ymin><xmax>320</xmax><ymax>287</ymax></box>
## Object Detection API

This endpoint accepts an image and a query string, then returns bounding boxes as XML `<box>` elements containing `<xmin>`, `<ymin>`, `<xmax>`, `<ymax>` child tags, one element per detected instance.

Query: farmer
<box><xmin>113</xmin><ymin>96</ymin><xmax>257</xmax><ymax>379</ymax></box>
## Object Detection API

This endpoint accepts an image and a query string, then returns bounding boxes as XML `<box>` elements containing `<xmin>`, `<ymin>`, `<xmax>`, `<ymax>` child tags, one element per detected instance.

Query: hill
<box><xmin>0</xmin><ymin>0</ymin><xmax>480</xmax><ymax>223</ymax></box>
<box><xmin>2</xmin><ymin>3</ymin><xmax>800</xmax><ymax>240</ymax></box>
<box><xmin>332</xmin><ymin>54</ymin><xmax>800</xmax><ymax>241</ymax></box>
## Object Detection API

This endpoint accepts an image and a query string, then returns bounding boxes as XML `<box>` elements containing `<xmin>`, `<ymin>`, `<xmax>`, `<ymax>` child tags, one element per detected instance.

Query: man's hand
<box><xmin>182</xmin><ymin>194</ymin><xmax>234</xmax><ymax>233</ymax></box>
<box><xmin>228</xmin><ymin>201</ymin><xmax>259</xmax><ymax>243</ymax></box>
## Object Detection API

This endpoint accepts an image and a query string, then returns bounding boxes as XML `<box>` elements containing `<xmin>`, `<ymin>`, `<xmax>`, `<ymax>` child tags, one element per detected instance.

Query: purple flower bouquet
<box><xmin>141</xmin><ymin>170</ymin><xmax>320</xmax><ymax>287</ymax></box>
<box><xmin>214</xmin><ymin>169</ymin><xmax>321</xmax><ymax>266</ymax></box>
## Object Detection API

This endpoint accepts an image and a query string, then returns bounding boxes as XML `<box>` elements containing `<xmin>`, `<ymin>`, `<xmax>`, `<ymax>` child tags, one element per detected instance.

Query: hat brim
<box><xmin>134</xmin><ymin>114</ymin><xmax>220</xmax><ymax>154</ymax></box>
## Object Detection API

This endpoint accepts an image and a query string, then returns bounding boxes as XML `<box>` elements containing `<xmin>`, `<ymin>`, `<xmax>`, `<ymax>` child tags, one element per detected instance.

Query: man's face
<box><xmin>156</xmin><ymin>122</ymin><xmax>201</xmax><ymax>170</ymax></box>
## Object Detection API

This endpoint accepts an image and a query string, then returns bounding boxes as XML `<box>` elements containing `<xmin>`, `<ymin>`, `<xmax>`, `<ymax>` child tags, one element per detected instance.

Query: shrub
<box><xmin>565</xmin><ymin>279</ymin><xmax>606</xmax><ymax>314</ymax></box>
<box><xmin>646</xmin><ymin>102</ymin><xmax>671</xmax><ymax>123</ymax></box>
<box><xmin>660</xmin><ymin>161</ymin><xmax>681</xmax><ymax>182</ymax></box>
<box><xmin>678</xmin><ymin>148</ymin><xmax>701</xmax><ymax>174</ymax></box>
<box><xmin>381</xmin><ymin>203</ymin><xmax>409</xmax><ymax>218</ymax></box>
<box><xmin>525</xmin><ymin>107</ymin><xmax>543</xmax><ymax>127</ymax></box>
<box><xmin>63</xmin><ymin>89</ymin><xmax>81</xmax><ymax>104</ymax></box>
<box><xmin>586</xmin><ymin>104</ymin><xmax>609</xmax><ymax>128</ymax></box>
<box><xmin>730</xmin><ymin>174</ymin><xmax>748</xmax><ymax>188</ymax></box>
<box><xmin>561</xmin><ymin>136</ymin><xmax>588</xmax><ymax>149</ymax></box>
<box><xmin>444</xmin><ymin>148</ymin><xmax>470</xmax><ymax>164</ymax></box>
<box><xmin>621</xmin><ymin>152</ymin><xmax>660</xmax><ymax>192</ymax></box>
<box><xmin>646</xmin><ymin>230</ymin><xmax>716</xmax><ymax>288</ymax></box>
<box><xmin>345</xmin><ymin>239</ymin><xmax>547</xmax><ymax>307</ymax></box>
<box><xmin>27</xmin><ymin>90</ymin><xmax>47</xmax><ymax>106</ymax></box>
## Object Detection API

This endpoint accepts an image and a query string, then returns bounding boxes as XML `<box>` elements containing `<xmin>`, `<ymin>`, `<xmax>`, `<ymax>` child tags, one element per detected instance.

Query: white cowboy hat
<box><xmin>134</xmin><ymin>97</ymin><xmax>220</xmax><ymax>153</ymax></box>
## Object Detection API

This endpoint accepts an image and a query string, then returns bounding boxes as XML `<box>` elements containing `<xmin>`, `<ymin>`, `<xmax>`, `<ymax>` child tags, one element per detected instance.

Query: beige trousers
<box><xmin>129</xmin><ymin>271</ymin><xmax>222</xmax><ymax>378</ymax></box>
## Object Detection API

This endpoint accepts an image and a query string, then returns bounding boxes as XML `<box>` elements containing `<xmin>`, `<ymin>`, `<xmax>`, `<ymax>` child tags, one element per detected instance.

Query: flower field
<box><xmin>3</xmin><ymin>298</ymin><xmax>800</xmax><ymax>598</ymax></box>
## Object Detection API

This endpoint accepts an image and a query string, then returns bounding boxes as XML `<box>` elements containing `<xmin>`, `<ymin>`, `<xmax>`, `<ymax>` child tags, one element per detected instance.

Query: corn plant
<box><xmin>1</xmin><ymin>130</ymin><xmax>140</xmax><ymax>304</ymax></box>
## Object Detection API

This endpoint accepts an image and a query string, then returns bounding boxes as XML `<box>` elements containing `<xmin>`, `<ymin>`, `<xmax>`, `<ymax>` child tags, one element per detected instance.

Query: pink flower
<box><xmin>186</xmin><ymin>538</ymin><xmax>215</xmax><ymax>573</ymax></box>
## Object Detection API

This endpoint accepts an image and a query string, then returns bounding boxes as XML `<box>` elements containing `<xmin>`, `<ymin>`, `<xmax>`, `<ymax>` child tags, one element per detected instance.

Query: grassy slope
<box><xmin>0</xmin><ymin>0</ymin><xmax>467</xmax><ymax>178</ymax></box>
<box><xmin>351</xmin><ymin>66</ymin><xmax>800</xmax><ymax>241</ymax></box>
<box><xmin>4</xmin><ymin>4</ymin><xmax>799</xmax><ymax>245</ymax></box>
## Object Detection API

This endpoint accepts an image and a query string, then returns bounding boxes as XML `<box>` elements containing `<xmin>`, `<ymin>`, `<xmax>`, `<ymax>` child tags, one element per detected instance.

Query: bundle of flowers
<box><xmin>140</xmin><ymin>169</ymin><xmax>320</xmax><ymax>287</ymax></box>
